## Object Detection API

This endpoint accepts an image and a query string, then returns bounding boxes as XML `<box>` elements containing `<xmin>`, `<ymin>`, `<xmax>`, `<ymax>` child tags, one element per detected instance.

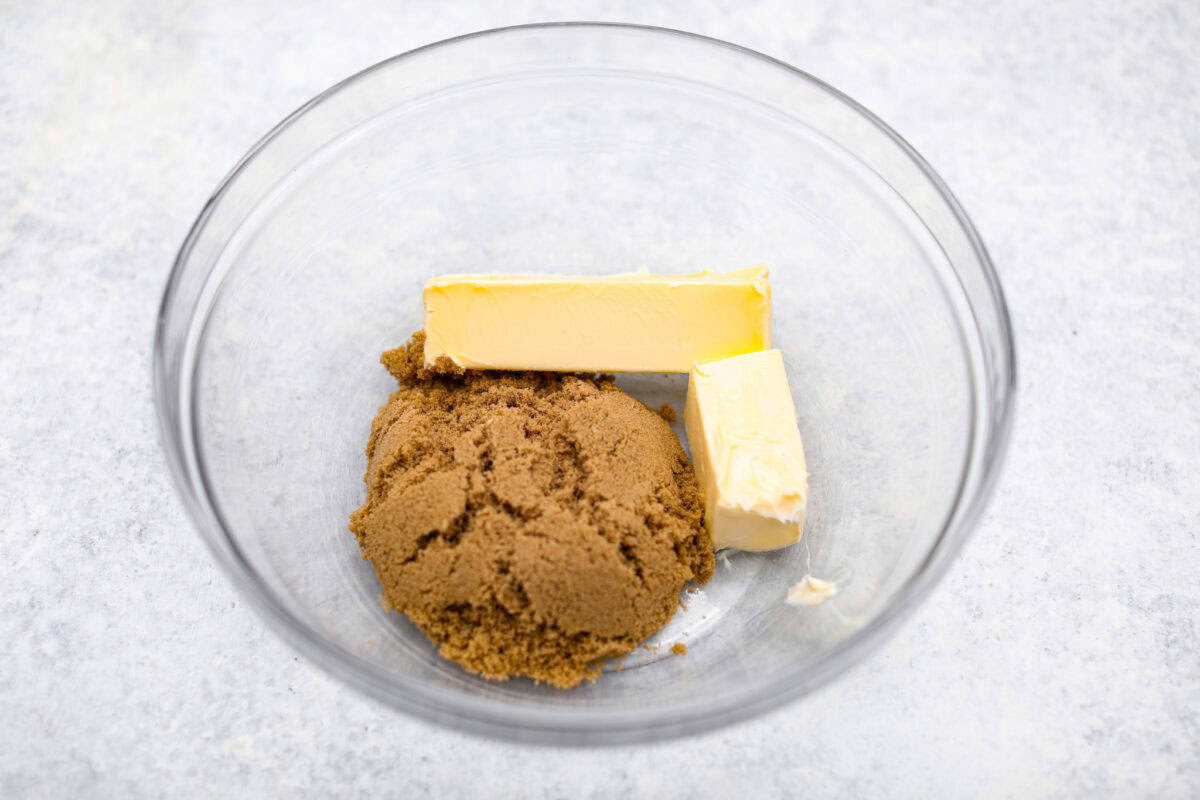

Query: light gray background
<box><xmin>2</xmin><ymin>1</ymin><xmax>1197</xmax><ymax>797</ymax></box>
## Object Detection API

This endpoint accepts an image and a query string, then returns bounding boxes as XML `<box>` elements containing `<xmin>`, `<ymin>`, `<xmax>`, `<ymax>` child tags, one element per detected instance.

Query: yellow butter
<box><xmin>684</xmin><ymin>349</ymin><xmax>808</xmax><ymax>551</ymax></box>
<box><xmin>786</xmin><ymin>575</ymin><xmax>838</xmax><ymax>606</ymax></box>
<box><xmin>422</xmin><ymin>268</ymin><xmax>771</xmax><ymax>373</ymax></box>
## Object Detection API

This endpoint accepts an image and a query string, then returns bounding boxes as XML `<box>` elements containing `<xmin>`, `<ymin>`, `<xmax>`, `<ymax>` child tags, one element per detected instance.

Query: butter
<box><xmin>786</xmin><ymin>575</ymin><xmax>838</xmax><ymax>606</ymax></box>
<box><xmin>684</xmin><ymin>349</ymin><xmax>808</xmax><ymax>551</ymax></box>
<box><xmin>422</xmin><ymin>267</ymin><xmax>770</xmax><ymax>372</ymax></box>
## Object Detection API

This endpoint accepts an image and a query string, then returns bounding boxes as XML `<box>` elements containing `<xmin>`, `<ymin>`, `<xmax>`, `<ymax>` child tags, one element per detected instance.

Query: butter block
<box><xmin>684</xmin><ymin>349</ymin><xmax>808</xmax><ymax>551</ymax></box>
<box><xmin>422</xmin><ymin>267</ymin><xmax>770</xmax><ymax>372</ymax></box>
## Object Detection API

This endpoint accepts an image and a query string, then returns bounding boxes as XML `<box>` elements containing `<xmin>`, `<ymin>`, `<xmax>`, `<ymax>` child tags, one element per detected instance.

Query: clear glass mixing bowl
<box><xmin>154</xmin><ymin>23</ymin><xmax>1015</xmax><ymax>744</ymax></box>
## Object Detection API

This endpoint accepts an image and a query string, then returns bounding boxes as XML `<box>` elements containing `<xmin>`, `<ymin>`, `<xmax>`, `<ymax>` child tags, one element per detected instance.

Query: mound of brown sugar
<box><xmin>349</xmin><ymin>333</ymin><xmax>715</xmax><ymax>688</ymax></box>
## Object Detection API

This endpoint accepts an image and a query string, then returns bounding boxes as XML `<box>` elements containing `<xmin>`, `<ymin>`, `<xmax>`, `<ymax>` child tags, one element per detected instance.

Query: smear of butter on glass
<box><xmin>786</xmin><ymin>575</ymin><xmax>839</xmax><ymax>606</ymax></box>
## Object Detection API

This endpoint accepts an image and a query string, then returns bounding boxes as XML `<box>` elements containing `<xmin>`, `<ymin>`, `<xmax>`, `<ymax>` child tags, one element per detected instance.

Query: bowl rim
<box><xmin>154</xmin><ymin>21</ymin><xmax>1017</xmax><ymax>745</ymax></box>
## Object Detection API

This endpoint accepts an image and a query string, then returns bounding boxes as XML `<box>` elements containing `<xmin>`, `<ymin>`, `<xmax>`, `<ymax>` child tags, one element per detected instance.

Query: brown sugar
<box><xmin>349</xmin><ymin>333</ymin><xmax>715</xmax><ymax>688</ymax></box>
<box><xmin>670</xmin><ymin>642</ymin><xmax>688</xmax><ymax>656</ymax></box>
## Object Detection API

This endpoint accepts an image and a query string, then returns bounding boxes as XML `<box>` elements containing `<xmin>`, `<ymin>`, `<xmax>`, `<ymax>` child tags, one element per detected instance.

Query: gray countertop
<box><xmin>2</xmin><ymin>1</ymin><xmax>1197</xmax><ymax>796</ymax></box>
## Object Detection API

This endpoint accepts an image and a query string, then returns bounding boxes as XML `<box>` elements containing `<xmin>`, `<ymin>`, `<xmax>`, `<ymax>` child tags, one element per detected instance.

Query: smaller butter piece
<box><xmin>786</xmin><ymin>575</ymin><xmax>838</xmax><ymax>606</ymax></box>
<box><xmin>684</xmin><ymin>349</ymin><xmax>808</xmax><ymax>551</ymax></box>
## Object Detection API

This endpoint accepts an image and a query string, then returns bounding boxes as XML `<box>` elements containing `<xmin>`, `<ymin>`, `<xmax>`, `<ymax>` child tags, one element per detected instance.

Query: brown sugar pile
<box><xmin>349</xmin><ymin>333</ymin><xmax>715</xmax><ymax>688</ymax></box>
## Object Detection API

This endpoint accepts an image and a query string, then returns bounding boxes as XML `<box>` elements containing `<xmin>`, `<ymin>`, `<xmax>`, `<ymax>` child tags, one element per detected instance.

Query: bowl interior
<box><xmin>172</xmin><ymin>25</ymin><xmax>989</xmax><ymax>738</ymax></box>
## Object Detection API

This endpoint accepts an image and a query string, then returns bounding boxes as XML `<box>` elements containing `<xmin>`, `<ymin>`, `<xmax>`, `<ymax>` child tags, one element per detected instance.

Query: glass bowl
<box><xmin>154</xmin><ymin>23</ymin><xmax>1015</xmax><ymax>745</ymax></box>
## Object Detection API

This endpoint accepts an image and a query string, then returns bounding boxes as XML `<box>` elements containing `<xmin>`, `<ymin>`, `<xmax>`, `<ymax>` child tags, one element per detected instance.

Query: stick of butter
<box><xmin>423</xmin><ymin>267</ymin><xmax>770</xmax><ymax>372</ymax></box>
<box><xmin>684</xmin><ymin>349</ymin><xmax>808</xmax><ymax>551</ymax></box>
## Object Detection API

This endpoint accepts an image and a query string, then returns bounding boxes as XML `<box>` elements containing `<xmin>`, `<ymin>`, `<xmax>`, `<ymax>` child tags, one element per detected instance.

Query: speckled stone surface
<box><xmin>2</xmin><ymin>1</ymin><xmax>1197</xmax><ymax>796</ymax></box>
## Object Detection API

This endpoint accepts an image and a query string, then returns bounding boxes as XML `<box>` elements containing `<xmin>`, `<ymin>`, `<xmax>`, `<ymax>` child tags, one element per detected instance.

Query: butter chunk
<box><xmin>786</xmin><ymin>575</ymin><xmax>838</xmax><ymax>606</ymax></box>
<box><xmin>684</xmin><ymin>349</ymin><xmax>808</xmax><ymax>551</ymax></box>
<box><xmin>422</xmin><ymin>267</ymin><xmax>771</xmax><ymax>372</ymax></box>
